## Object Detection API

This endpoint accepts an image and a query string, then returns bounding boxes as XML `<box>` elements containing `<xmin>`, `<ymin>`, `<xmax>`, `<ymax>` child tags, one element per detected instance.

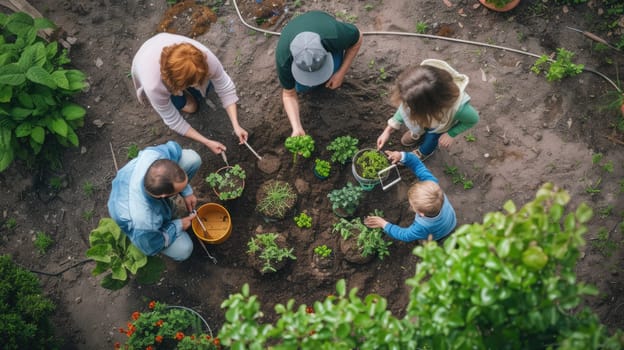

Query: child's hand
<box><xmin>439</xmin><ymin>133</ymin><xmax>455</xmax><ymax>148</ymax></box>
<box><xmin>364</xmin><ymin>216</ymin><xmax>388</xmax><ymax>229</ymax></box>
<box><xmin>384</xmin><ymin>150</ymin><xmax>402</xmax><ymax>164</ymax></box>
<box><xmin>376</xmin><ymin>131</ymin><xmax>390</xmax><ymax>150</ymax></box>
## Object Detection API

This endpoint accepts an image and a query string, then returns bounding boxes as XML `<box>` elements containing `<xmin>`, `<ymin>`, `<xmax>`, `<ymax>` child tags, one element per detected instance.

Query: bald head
<box><xmin>144</xmin><ymin>159</ymin><xmax>188</xmax><ymax>197</ymax></box>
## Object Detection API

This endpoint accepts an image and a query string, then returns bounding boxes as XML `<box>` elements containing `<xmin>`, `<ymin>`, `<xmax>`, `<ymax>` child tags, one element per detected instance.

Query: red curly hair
<box><xmin>160</xmin><ymin>43</ymin><xmax>209</xmax><ymax>94</ymax></box>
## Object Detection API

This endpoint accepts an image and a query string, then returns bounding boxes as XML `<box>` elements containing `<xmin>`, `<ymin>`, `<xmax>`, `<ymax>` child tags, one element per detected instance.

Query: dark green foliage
<box><xmin>0</xmin><ymin>255</ymin><xmax>59</xmax><ymax>350</ymax></box>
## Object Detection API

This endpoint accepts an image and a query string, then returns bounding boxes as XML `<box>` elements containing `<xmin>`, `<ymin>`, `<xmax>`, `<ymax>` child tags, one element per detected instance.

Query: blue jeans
<box><xmin>161</xmin><ymin>149</ymin><xmax>201</xmax><ymax>261</ymax></box>
<box><xmin>418</xmin><ymin>129</ymin><xmax>441</xmax><ymax>156</ymax></box>
<box><xmin>171</xmin><ymin>82</ymin><xmax>213</xmax><ymax>110</ymax></box>
<box><xmin>295</xmin><ymin>51</ymin><xmax>344</xmax><ymax>93</ymax></box>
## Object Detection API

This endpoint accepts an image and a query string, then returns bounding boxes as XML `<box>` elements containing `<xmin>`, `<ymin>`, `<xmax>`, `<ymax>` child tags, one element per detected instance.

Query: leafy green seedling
<box><xmin>314</xmin><ymin>245</ymin><xmax>333</xmax><ymax>258</ymax></box>
<box><xmin>531</xmin><ymin>48</ymin><xmax>584</xmax><ymax>81</ymax></box>
<box><xmin>415</xmin><ymin>21</ymin><xmax>428</xmax><ymax>34</ymax></box>
<box><xmin>34</xmin><ymin>231</ymin><xmax>54</xmax><ymax>254</ymax></box>
<box><xmin>127</xmin><ymin>144</ymin><xmax>140</xmax><ymax>159</ymax></box>
<box><xmin>83</xmin><ymin>181</ymin><xmax>94</xmax><ymax>196</ymax></box>
<box><xmin>294</xmin><ymin>212</ymin><xmax>312</xmax><ymax>228</ymax></box>
<box><xmin>464</xmin><ymin>133</ymin><xmax>476</xmax><ymax>142</ymax></box>
<box><xmin>285</xmin><ymin>135</ymin><xmax>315</xmax><ymax>166</ymax></box>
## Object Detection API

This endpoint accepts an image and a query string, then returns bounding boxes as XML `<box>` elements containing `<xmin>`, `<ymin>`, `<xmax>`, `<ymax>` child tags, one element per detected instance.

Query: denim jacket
<box><xmin>108</xmin><ymin>141</ymin><xmax>193</xmax><ymax>256</ymax></box>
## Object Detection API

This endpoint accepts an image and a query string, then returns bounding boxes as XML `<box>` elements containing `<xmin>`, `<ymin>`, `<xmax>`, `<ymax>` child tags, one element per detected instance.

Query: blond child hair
<box><xmin>160</xmin><ymin>43</ymin><xmax>209</xmax><ymax>94</ymax></box>
<box><xmin>407</xmin><ymin>180</ymin><xmax>444</xmax><ymax>217</ymax></box>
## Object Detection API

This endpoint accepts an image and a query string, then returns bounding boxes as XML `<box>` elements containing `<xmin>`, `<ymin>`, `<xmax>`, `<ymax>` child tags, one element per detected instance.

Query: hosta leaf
<box><xmin>65</xmin><ymin>69</ymin><xmax>87</xmax><ymax>90</ymax></box>
<box><xmin>5</xmin><ymin>12</ymin><xmax>34</xmax><ymax>36</ymax></box>
<box><xmin>33</xmin><ymin>17</ymin><xmax>56</xmax><ymax>31</ymax></box>
<box><xmin>30</xmin><ymin>126</ymin><xmax>45</xmax><ymax>144</ymax></box>
<box><xmin>51</xmin><ymin>70</ymin><xmax>69</xmax><ymax>89</ymax></box>
<box><xmin>65</xmin><ymin>127</ymin><xmax>78</xmax><ymax>146</ymax></box>
<box><xmin>61</xmin><ymin>103</ymin><xmax>86</xmax><ymax>120</ymax></box>
<box><xmin>0</xmin><ymin>85</ymin><xmax>12</xmax><ymax>103</ymax></box>
<box><xmin>45</xmin><ymin>41</ymin><xmax>58</xmax><ymax>60</ymax></box>
<box><xmin>14</xmin><ymin>122</ymin><xmax>32</xmax><ymax>137</ymax></box>
<box><xmin>26</xmin><ymin>66</ymin><xmax>57</xmax><ymax>89</ymax></box>
<box><xmin>0</xmin><ymin>63</ymin><xmax>26</xmax><ymax>86</ymax></box>
<box><xmin>10</xmin><ymin>106</ymin><xmax>32</xmax><ymax>120</ymax></box>
<box><xmin>17</xmin><ymin>92</ymin><xmax>33</xmax><ymax>108</ymax></box>
<box><xmin>50</xmin><ymin>117</ymin><xmax>68</xmax><ymax>137</ymax></box>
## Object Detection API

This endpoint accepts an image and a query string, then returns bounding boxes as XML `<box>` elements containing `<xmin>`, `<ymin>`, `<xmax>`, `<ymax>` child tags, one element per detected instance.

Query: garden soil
<box><xmin>1</xmin><ymin>0</ymin><xmax>623</xmax><ymax>348</ymax></box>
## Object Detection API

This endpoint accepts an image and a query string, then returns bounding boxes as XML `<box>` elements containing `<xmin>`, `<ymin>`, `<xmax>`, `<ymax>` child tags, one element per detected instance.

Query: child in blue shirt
<box><xmin>364</xmin><ymin>150</ymin><xmax>456</xmax><ymax>242</ymax></box>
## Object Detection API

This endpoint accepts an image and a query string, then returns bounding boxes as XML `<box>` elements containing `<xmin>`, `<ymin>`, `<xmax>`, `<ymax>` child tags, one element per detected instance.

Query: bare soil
<box><xmin>0</xmin><ymin>1</ymin><xmax>623</xmax><ymax>349</ymax></box>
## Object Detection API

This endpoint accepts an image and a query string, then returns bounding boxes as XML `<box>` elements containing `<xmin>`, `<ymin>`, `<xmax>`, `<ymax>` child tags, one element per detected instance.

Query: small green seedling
<box><xmin>602</xmin><ymin>160</ymin><xmax>614</xmax><ymax>173</ymax></box>
<box><xmin>285</xmin><ymin>135</ymin><xmax>315</xmax><ymax>166</ymax></box>
<box><xmin>585</xmin><ymin>178</ymin><xmax>602</xmax><ymax>194</ymax></box>
<box><xmin>415</xmin><ymin>21</ymin><xmax>428</xmax><ymax>34</ymax></box>
<box><xmin>82</xmin><ymin>210</ymin><xmax>95</xmax><ymax>222</ymax></box>
<box><xmin>3</xmin><ymin>218</ymin><xmax>17</xmax><ymax>230</ymax></box>
<box><xmin>591</xmin><ymin>227</ymin><xmax>616</xmax><ymax>257</ymax></box>
<box><xmin>294</xmin><ymin>212</ymin><xmax>312</xmax><ymax>229</ymax></box>
<box><xmin>34</xmin><ymin>231</ymin><xmax>54</xmax><ymax>254</ymax></box>
<box><xmin>592</xmin><ymin>153</ymin><xmax>603</xmax><ymax>164</ymax></box>
<box><xmin>314</xmin><ymin>159</ymin><xmax>331</xmax><ymax>178</ymax></box>
<box><xmin>127</xmin><ymin>144</ymin><xmax>140</xmax><ymax>159</ymax></box>
<box><xmin>327</xmin><ymin>136</ymin><xmax>359</xmax><ymax>165</ymax></box>
<box><xmin>49</xmin><ymin>176</ymin><xmax>63</xmax><ymax>191</ymax></box>
<box><xmin>364</xmin><ymin>4</ymin><xmax>374</xmax><ymax>11</ymax></box>
<box><xmin>444</xmin><ymin>165</ymin><xmax>474</xmax><ymax>190</ymax></box>
<box><xmin>464</xmin><ymin>133</ymin><xmax>476</xmax><ymax>142</ymax></box>
<box><xmin>83</xmin><ymin>181</ymin><xmax>95</xmax><ymax>197</ymax></box>
<box><xmin>597</xmin><ymin>205</ymin><xmax>613</xmax><ymax>218</ymax></box>
<box><xmin>313</xmin><ymin>245</ymin><xmax>333</xmax><ymax>258</ymax></box>
<box><xmin>531</xmin><ymin>48</ymin><xmax>584</xmax><ymax>81</ymax></box>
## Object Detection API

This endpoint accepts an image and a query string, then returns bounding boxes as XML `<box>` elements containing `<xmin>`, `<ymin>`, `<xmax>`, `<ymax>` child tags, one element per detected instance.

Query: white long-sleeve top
<box><xmin>131</xmin><ymin>33</ymin><xmax>239</xmax><ymax>135</ymax></box>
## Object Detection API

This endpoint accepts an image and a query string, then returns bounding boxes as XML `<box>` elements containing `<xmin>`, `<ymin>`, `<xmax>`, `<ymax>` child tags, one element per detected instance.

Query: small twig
<box><xmin>26</xmin><ymin>258</ymin><xmax>93</xmax><ymax>277</ymax></box>
<box><xmin>109</xmin><ymin>141</ymin><xmax>119</xmax><ymax>172</ymax></box>
<box><xmin>603</xmin><ymin>133</ymin><xmax>624</xmax><ymax>145</ymax></box>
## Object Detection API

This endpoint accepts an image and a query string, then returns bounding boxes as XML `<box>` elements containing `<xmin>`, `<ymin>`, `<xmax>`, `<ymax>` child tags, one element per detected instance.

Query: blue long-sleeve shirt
<box><xmin>383</xmin><ymin>152</ymin><xmax>456</xmax><ymax>242</ymax></box>
<box><xmin>107</xmin><ymin>141</ymin><xmax>193</xmax><ymax>255</ymax></box>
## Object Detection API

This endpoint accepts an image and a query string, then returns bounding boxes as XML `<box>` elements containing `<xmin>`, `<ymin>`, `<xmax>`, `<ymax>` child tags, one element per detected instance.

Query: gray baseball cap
<box><xmin>290</xmin><ymin>32</ymin><xmax>334</xmax><ymax>87</ymax></box>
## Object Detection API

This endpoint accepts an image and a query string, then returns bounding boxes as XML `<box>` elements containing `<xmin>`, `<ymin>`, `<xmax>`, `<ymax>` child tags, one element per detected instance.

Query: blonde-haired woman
<box><xmin>132</xmin><ymin>33</ymin><xmax>248</xmax><ymax>154</ymax></box>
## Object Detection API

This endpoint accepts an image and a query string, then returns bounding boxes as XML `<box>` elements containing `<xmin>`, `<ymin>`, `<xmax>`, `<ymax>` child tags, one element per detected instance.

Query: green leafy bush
<box><xmin>332</xmin><ymin>211</ymin><xmax>391</xmax><ymax>260</ymax></box>
<box><xmin>284</xmin><ymin>135</ymin><xmax>314</xmax><ymax>165</ymax></box>
<box><xmin>354</xmin><ymin>149</ymin><xmax>389</xmax><ymax>179</ymax></box>
<box><xmin>85</xmin><ymin>218</ymin><xmax>165</xmax><ymax>290</ymax></box>
<box><xmin>326</xmin><ymin>135</ymin><xmax>359</xmax><ymax>165</ymax></box>
<box><xmin>313</xmin><ymin>158</ymin><xmax>331</xmax><ymax>178</ymax></box>
<box><xmin>216</xmin><ymin>184</ymin><xmax>624</xmax><ymax>349</ymax></box>
<box><xmin>0</xmin><ymin>255</ymin><xmax>59</xmax><ymax>350</ymax></box>
<box><xmin>327</xmin><ymin>182</ymin><xmax>363</xmax><ymax>217</ymax></box>
<box><xmin>0</xmin><ymin>12</ymin><xmax>87</xmax><ymax>172</ymax></box>
<box><xmin>531</xmin><ymin>48</ymin><xmax>584</xmax><ymax>81</ymax></box>
<box><xmin>313</xmin><ymin>244</ymin><xmax>332</xmax><ymax>258</ymax></box>
<box><xmin>33</xmin><ymin>230</ymin><xmax>53</xmax><ymax>254</ymax></box>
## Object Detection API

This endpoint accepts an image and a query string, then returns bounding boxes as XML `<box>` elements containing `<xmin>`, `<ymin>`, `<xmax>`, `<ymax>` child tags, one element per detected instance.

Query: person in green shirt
<box><xmin>376</xmin><ymin>59</ymin><xmax>480</xmax><ymax>161</ymax></box>
<box><xmin>275</xmin><ymin>11</ymin><xmax>363</xmax><ymax>136</ymax></box>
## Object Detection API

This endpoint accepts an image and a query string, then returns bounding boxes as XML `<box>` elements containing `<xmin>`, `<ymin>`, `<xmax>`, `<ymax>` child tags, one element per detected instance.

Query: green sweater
<box><xmin>275</xmin><ymin>11</ymin><xmax>360</xmax><ymax>89</ymax></box>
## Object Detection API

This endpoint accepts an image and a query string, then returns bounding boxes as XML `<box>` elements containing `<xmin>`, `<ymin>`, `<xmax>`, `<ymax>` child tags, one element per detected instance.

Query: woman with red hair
<box><xmin>132</xmin><ymin>33</ymin><xmax>248</xmax><ymax>154</ymax></box>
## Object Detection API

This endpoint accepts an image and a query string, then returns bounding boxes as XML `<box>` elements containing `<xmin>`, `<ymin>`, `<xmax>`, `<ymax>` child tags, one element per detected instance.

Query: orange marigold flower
<box><xmin>148</xmin><ymin>300</ymin><xmax>156</xmax><ymax>309</ymax></box>
<box><xmin>190</xmin><ymin>335</ymin><xmax>195</xmax><ymax>340</ymax></box>
<box><xmin>306</xmin><ymin>306</ymin><xmax>314</xmax><ymax>314</ymax></box>
<box><xmin>213</xmin><ymin>338</ymin><xmax>220</xmax><ymax>346</ymax></box>
<box><xmin>155</xmin><ymin>335</ymin><xmax>163</xmax><ymax>343</ymax></box>
<box><xmin>175</xmin><ymin>332</ymin><xmax>185</xmax><ymax>341</ymax></box>
<box><xmin>114</xmin><ymin>342</ymin><xmax>121</xmax><ymax>349</ymax></box>
<box><xmin>132</xmin><ymin>311</ymin><xmax>140</xmax><ymax>320</ymax></box>
<box><xmin>154</xmin><ymin>320</ymin><xmax>164</xmax><ymax>327</ymax></box>
<box><xmin>205</xmin><ymin>335</ymin><xmax>211</xmax><ymax>340</ymax></box>
<box><xmin>118</xmin><ymin>328</ymin><xmax>126</xmax><ymax>334</ymax></box>
<box><xmin>146</xmin><ymin>346</ymin><xmax>153</xmax><ymax>350</ymax></box>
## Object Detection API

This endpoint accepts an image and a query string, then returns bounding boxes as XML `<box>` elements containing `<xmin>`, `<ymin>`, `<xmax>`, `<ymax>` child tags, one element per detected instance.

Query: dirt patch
<box><xmin>0</xmin><ymin>0</ymin><xmax>623</xmax><ymax>349</ymax></box>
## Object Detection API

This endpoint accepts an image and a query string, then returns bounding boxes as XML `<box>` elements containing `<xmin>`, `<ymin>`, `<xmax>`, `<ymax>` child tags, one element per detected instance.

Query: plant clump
<box><xmin>205</xmin><ymin>164</ymin><xmax>246</xmax><ymax>200</ymax></box>
<box><xmin>313</xmin><ymin>244</ymin><xmax>332</xmax><ymax>258</ymax></box>
<box><xmin>326</xmin><ymin>135</ymin><xmax>359</xmax><ymax>165</ymax></box>
<box><xmin>332</xmin><ymin>210</ymin><xmax>391</xmax><ymax>260</ymax></box>
<box><xmin>294</xmin><ymin>212</ymin><xmax>312</xmax><ymax>228</ymax></box>
<box><xmin>0</xmin><ymin>12</ymin><xmax>88</xmax><ymax>172</ymax></box>
<box><xmin>354</xmin><ymin>149</ymin><xmax>389</xmax><ymax>179</ymax></box>
<box><xmin>531</xmin><ymin>48</ymin><xmax>584</xmax><ymax>82</ymax></box>
<box><xmin>256</xmin><ymin>180</ymin><xmax>297</xmax><ymax>220</ymax></box>
<box><xmin>327</xmin><ymin>182</ymin><xmax>364</xmax><ymax>217</ymax></box>
<box><xmin>313</xmin><ymin>158</ymin><xmax>331</xmax><ymax>178</ymax></box>
<box><xmin>284</xmin><ymin>135</ymin><xmax>315</xmax><ymax>166</ymax></box>
<box><xmin>247</xmin><ymin>232</ymin><xmax>296</xmax><ymax>273</ymax></box>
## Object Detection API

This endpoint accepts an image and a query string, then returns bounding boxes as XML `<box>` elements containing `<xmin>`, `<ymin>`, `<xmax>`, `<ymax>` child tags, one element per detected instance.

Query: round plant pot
<box><xmin>351</xmin><ymin>148</ymin><xmax>389</xmax><ymax>191</ymax></box>
<box><xmin>248</xmin><ymin>233</ymin><xmax>289</xmax><ymax>274</ymax></box>
<box><xmin>211</xmin><ymin>166</ymin><xmax>245</xmax><ymax>201</ymax></box>
<box><xmin>313</xmin><ymin>166</ymin><xmax>329</xmax><ymax>180</ymax></box>
<box><xmin>478</xmin><ymin>0</ymin><xmax>521</xmax><ymax>12</ymax></box>
<box><xmin>192</xmin><ymin>203</ymin><xmax>232</xmax><ymax>244</ymax></box>
<box><xmin>256</xmin><ymin>180</ymin><xmax>297</xmax><ymax>220</ymax></box>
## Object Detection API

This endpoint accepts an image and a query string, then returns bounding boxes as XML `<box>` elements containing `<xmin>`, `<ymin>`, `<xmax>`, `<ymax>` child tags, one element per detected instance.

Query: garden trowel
<box><xmin>221</xmin><ymin>151</ymin><xmax>229</xmax><ymax>167</ymax></box>
<box><xmin>192</xmin><ymin>210</ymin><xmax>218</xmax><ymax>264</ymax></box>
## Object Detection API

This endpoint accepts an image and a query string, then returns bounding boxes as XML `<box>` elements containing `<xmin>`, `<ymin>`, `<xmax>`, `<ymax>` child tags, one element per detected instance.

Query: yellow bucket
<box><xmin>192</xmin><ymin>203</ymin><xmax>232</xmax><ymax>244</ymax></box>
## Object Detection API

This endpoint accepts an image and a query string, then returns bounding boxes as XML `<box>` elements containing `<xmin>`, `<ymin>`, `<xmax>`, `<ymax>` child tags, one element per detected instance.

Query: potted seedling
<box><xmin>247</xmin><ymin>232</ymin><xmax>296</xmax><ymax>274</ymax></box>
<box><xmin>352</xmin><ymin>148</ymin><xmax>390</xmax><ymax>191</ymax></box>
<box><xmin>326</xmin><ymin>135</ymin><xmax>359</xmax><ymax>165</ymax></box>
<box><xmin>294</xmin><ymin>212</ymin><xmax>312</xmax><ymax>228</ymax></box>
<box><xmin>312</xmin><ymin>244</ymin><xmax>335</xmax><ymax>270</ymax></box>
<box><xmin>313</xmin><ymin>158</ymin><xmax>331</xmax><ymax>180</ymax></box>
<box><xmin>205</xmin><ymin>164</ymin><xmax>246</xmax><ymax>201</ymax></box>
<box><xmin>284</xmin><ymin>135</ymin><xmax>315</xmax><ymax>167</ymax></box>
<box><xmin>332</xmin><ymin>210</ymin><xmax>391</xmax><ymax>264</ymax></box>
<box><xmin>327</xmin><ymin>182</ymin><xmax>364</xmax><ymax>218</ymax></box>
<box><xmin>256</xmin><ymin>180</ymin><xmax>298</xmax><ymax>221</ymax></box>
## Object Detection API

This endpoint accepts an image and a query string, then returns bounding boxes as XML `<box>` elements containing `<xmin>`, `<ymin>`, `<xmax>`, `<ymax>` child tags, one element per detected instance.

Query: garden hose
<box><xmin>230</xmin><ymin>0</ymin><xmax>621</xmax><ymax>93</ymax></box>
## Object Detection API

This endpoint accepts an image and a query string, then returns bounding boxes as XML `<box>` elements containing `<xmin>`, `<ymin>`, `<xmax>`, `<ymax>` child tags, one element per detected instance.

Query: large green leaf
<box><xmin>10</xmin><ymin>106</ymin><xmax>32</xmax><ymax>120</ymax></box>
<box><xmin>65</xmin><ymin>127</ymin><xmax>78</xmax><ymax>146</ymax></box>
<box><xmin>45</xmin><ymin>41</ymin><xmax>58</xmax><ymax>61</ymax></box>
<box><xmin>30</xmin><ymin>126</ymin><xmax>45</xmax><ymax>144</ymax></box>
<box><xmin>0</xmin><ymin>63</ymin><xmax>26</xmax><ymax>86</ymax></box>
<box><xmin>135</xmin><ymin>256</ymin><xmax>165</xmax><ymax>285</ymax></box>
<box><xmin>85</xmin><ymin>244</ymin><xmax>113</xmax><ymax>263</ymax></box>
<box><xmin>17</xmin><ymin>92</ymin><xmax>34</xmax><ymax>108</ymax></box>
<box><xmin>0</xmin><ymin>52</ymin><xmax>11</xmax><ymax>66</ymax></box>
<box><xmin>5</xmin><ymin>12</ymin><xmax>34</xmax><ymax>36</ymax></box>
<box><xmin>0</xmin><ymin>85</ymin><xmax>12</xmax><ymax>103</ymax></box>
<box><xmin>65</xmin><ymin>69</ymin><xmax>87</xmax><ymax>90</ymax></box>
<box><xmin>51</xmin><ymin>70</ymin><xmax>69</xmax><ymax>89</ymax></box>
<box><xmin>50</xmin><ymin>117</ymin><xmax>68</xmax><ymax>137</ymax></box>
<box><xmin>61</xmin><ymin>103</ymin><xmax>86</xmax><ymax>120</ymax></box>
<box><xmin>33</xmin><ymin>17</ymin><xmax>56</xmax><ymax>31</ymax></box>
<box><xmin>101</xmin><ymin>273</ymin><xmax>129</xmax><ymax>290</ymax></box>
<box><xmin>26</xmin><ymin>66</ymin><xmax>56</xmax><ymax>89</ymax></box>
<box><xmin>14</xmin><ymin>122</ymin><xmax>32</xmax><ymax>137</ymax></box>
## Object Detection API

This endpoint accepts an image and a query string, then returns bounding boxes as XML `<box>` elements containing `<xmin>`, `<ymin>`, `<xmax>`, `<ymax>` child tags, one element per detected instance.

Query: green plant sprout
<box><xmin>82</xmin><ymin>181</ymin><xmax>94</xmax><ymax>196</ymax></box>
<box><xmin>585</xmin><ymin>178</ymin><xmax>602</xmax><ymax>194</ymax></box>
<box><xmin>327</xmin><ymin>135</ymin><xmax>359</xmax><ymax>165</ymax></box>
<box><xmin>3</xmin><ymin>217</ymin><xmax>17</xmax><ymax>230</ymax></box>
<box><xmin>314</xmin><ymin>158</ymin><xmax>331</xmax><ymax>178</ymax></box>
<box><xmin>464</xmin><ymin>133</ymin><xmax>476</xmax><ymax>142</ymax></box>
<box><xmin>285</xmin><ymin>135</ymin><xmax>315</xmax><ymax>166</ymax></box>
<box><xmin>328</xmin><ymin>182</ymin><xmax>364</xmax><ymax>217</ymax></box>
<box><xmin>378</xmin><ymin>67</ymin><xmax>388</xmax><ymax>82</ymax></box>
<box><xmin>313</xmin><ymin>245</ymin><xmax>332</xmax><ymax>258</ymax></box>
<box><xmin>127</xmin><ymin>144</ymin><xmax>139</xmax><ymax>159</ymax></box>
<box><xmin>49</xmin><ymin>176</ymin><xmax>63</xmax><ymax>191</ymax></box>
<box><xmin>415</xmin><ymin>21</ymin><xmax>428</xmax><ymax>34</ymax></box>
<box><xmin>256</xmin><ymin>181</ymin><xmax>297</xmax><ymax>219</ymax></box>
<box><xmin>34</xmin><ymin>231</ymin><xmax>53</xmax><ymax>254</ymax></box>
<box><xmin>82</xmin><ymin>209</ymin><xmax>95</xmax><ymax>222</ymax></box>
<box><xmin>247</xmin><ymin>233</ymin><xmax>296</xmax><ymax>273</ymax></box>
<box><xmin>602</xmin><ymin>160</ymin><xmax>614</xmax><ymax>173</ymax></box>
<box><xmin>368</xmin><ymin>59</ymin><xmax>375</xmax><ymax>70</ymax></box>
<box><xmin>205</xmin><ymin>164</ymin><xmax>246</xmax><ymax>200</ymax></box>
<box><xmin>332</xmin><ymin>210</ymin><xmax>391</xmax><ymax>260</ymax></box>
<box><xmin>592</xmin><ymin>152</ymin><xmax>603</xmax><ymax>164</ymax></box>
<box><xmin>531</xmin><ymin>48</ymin><xmax>584</xmax><ymax>81</ymax></box>
<box><xmin>364</xmin><ymin>4</ymin><xmax>374</xmax><ymax>11</ymax></box>
<box><xmin>444</xmin><ymin>165</ymin><xmax>474</xmax><ymax>190</ymax></box>
<box><xmin>334</xmin><ymin>10</ymin><xmax>357</xmax><ymax>23</ymax></box>
<box><xmin>597</xmin><ymin>205</ymin><xmax>613</xmax><ymax>218</ymax></box>
<box><xmin>294</xmin><ymin>212</ymin><xmax>312</xmax><ymax>229</ymax></box>
<box><xmin>591</xmin><ymin>227</ymin><xmax>617</xmax><ymax>257</ymax></box>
